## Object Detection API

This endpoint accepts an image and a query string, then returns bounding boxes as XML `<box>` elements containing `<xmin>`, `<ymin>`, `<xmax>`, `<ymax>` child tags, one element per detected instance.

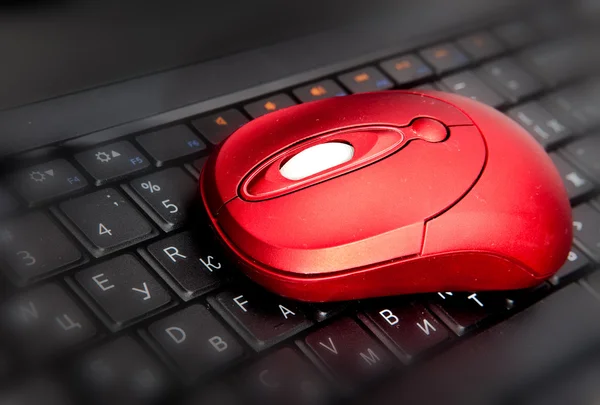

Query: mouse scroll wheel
<box><xmin>279</xmin><ymin>142</ymin><xmax>355</xmax><ymax>181</ymax></box>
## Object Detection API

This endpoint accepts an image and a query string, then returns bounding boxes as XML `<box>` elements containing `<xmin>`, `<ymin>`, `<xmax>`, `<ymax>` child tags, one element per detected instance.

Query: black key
<box><xmin>564</xmin><ymin>136</ymin><xmax>600</xmax><ymax>180</ymax></box>
<box><xmin>143</xmin><ymin>231</ymin><xmax>224</xmax><ymax>301</ymax></box>
<box><xmin>10</xmin><ymin>159</ymin><xmax>87</xmax><ymax>206</ymax></box>
<box><xmin>74</xmin><ymin>254</ymin><xmax>172</xmax><ymax>330</ymax></box>
<box><xmin>386</xmin><ymin>283</ymin><xmax>600</xmax><ymax>405</ymax></box>
<box><xmin>1</xmin><ymin>283</ymin><xmax>96</xmax><ymax>357</ymax></box>
<box><xmin>75</xmin><ymin>141</ymin><xmax>150</xmax><ymax>185</ymax></box>
<box><xmin>508</xmin><ymin>102</ymin><xmax>572</xmax><ymax>148</ymax></box>
<box><xmin>549</xmin><ymin>153</ymin><xmax>594</xmax><ymax>201</ymax></box>
<box><xmin>148</xmin><ymin>304</ymin><xmax>244</xmax><ymax>377</ymax></box>
<box><xmin>293</xmin><ymin>79</ymin><xmax>347</xmax><ymax>103</ymax></box>
<box><xmin>127</xmin><ymin>168</ymin><xmax>197</xmax><ymax>231</ymax></box>
<box><xmin>191</xmin><ymin>109</ymin><xmax>249</xmax><ymax>145</ymax></box>
<box><xmin>0</xmin><ymin>378</ymin><xmax>73</xmax><ymax>405</ymax></box>
<box><xmin>428</xmin><ymin>291</ymin><xmax>502</xmax><ymax>335</ymax></box>
<box><xmin>501</xmin><ymin>282</ymin><xmax>551</xmax><ymax>312</ymax></box>
<box><xmin>192</xmin><ymin>157</ymin><xmax>207</xmax><ymax>172</ymax></box>
<box><xmin>519</xmin><ymin>40</ymin><xmax>585</xmax><ymax>86</ymax></box>
<box><xmin>550</xmin><ymin>246</ymin><xmax>590</xmax><ymax>285</ymax></box>
<box><xmin>419</xmin><ymin>43</ymin><xmax>470</xmax><ymax>74</ymax></box>
<box><xmin>439</xmin><ymin>71</ymin><xmax>506</xmax><ymax>108</ymax></box>
<box><xmin>309</xmin><ymin>302</ymin><xmax>348</xmax><ymax>322</ymax></box>
<box><xmin>302</xmin><ymin>317</ymin><xmax>391</xmax><ymax>385</ymax></box>
<box><xmin>413</xmin><ymin>83</ymin><xmax>438</xmax><ymax>91</ymax></box>
<box><xmin>338</xmin><ymin>67</ymin><xmax>394</xmax><ymax>94</ymax></box>
<box><xmin>359</xmin><ymin>302</ymin><xmax>449</xmax><ymax>363</ymax></box>
<box><xmin>572</xmin><ymin>203</ymin><xmax>600</xmax><ymax>260</ymax></box>
<box><xmin>543</xmin><ymin>87</ymin><xmax>600</xmax><ymax>134</ymax></box>
<box><xmin>0</xmin><ymin>212</ymin><xmax>82</xmax><ymax>283</ymax></box>
<box><xmin>244</xmin><ymin>94</ymin><xmax>297</xmax><ymax>119</ymax></box>
<box><xmin>379</xmin><ymin>54</ymin><xmax>433</xmax><ymax>86</ymax></box>
<box><xmin>479</xmin><ymin>57</ymin><xmax>543</xmax><ymax>102</ymax></box>
<box><xmin>77</xmin><ymin>336</ymin><xmax>169</xmax><ymax>405</ymax></box>
<box><xmin>136</xmin><ymin>125</ymin><xmax>206</xmax><ymax>166</ymax></box>
<box><xmin>58</xmin><ymin>188</ymin><xmax>156</xmax><ymax>257</ymax></box>
<box><xmin>241</xmin><ymin>347</ymin><xmax>331</xmax><ymax>405</ymax></box>
<box><xmin>457</xmin><ymin>31</ymin><xmax>505</xmax><ymax>61</ymax></box>
<box><xmin>0</xmin><ymin>186</ymin><xmax>17</xmax><ymax>217</ymax></box>
<box><xmin>493</xmin><ymin>21</ymin><xmax>537</xmax><ymax>49</ymax></box>
<box><xmin>208</xmin><ymin>286</ymin><xmax>312</xmax><ymax>351</ymax></box>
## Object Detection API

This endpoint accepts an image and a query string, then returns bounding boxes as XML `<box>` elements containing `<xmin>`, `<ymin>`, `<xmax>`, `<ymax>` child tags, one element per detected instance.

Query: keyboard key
<box><xmin>457</xmin><ymin>31</ymin><xmax>505</xmax><ymax>61</ymax></box>
<box><xmin>308</xmin><ymin>302</ymin><xmax>348</xmax><ymax>322</ymax></box>
<box><xmin>128</xmin><ymin>168</ymin><xmax>197</xmax><ymax>231</ymax></box>
<box><xmin>428</xmin><ymin>292</ymin><xmax>503</xmax><ymax>335</ymax></box>
<box><xmin>508</xmin><ymin>102</ymin><xmax>572</xmax><ymax>148</ymax></box>
<box><xmin>379</xmin><ymin>54</ymin><xmax>433</xmax><ymax>86</ymax></box>
<box><xmin>136</xmin><ymin>125</ymin><xmax>206</xmax><ymax>166</ymax></box>
<box><xmin>143</xmin><ymin>231</ymin><xmax>224</xmax><ymax>301</ymax></box>
<box><xmin>338</xmin><ymin>67</ymin><xmax>394</xmax><ymax>93</ymax></box>
<box><xmin>58</xmin><ymin>188</ymin><xmax>156</xmax><ymax>257</ymax></box>
<box><xmin>77</xmin><ymin>336</ymin><xmax>169</xmax><ymax>405</ymax></box>
<box><xmin>74</xmin><ymin>254</ymin><xmax>172</xmax><ymax>330</ymax></box>
<box><xmin>493</xmin><ymin>21</ymin><xmax>537</xmax><ymax>49</ymax></box>
<box><xmin>359</xmin><ymin>301</ymin><xmax>449</xmax><ymax>363</ymax></box>
<box><xmin>439</xmin><ymin>71</ymin><xmax>506</xmax><ymax>108</ymax></box>
<box><xmin>241</xmin><ymin>347</ymin><xmax>331</xmax><ymax>405</ymax></box>
<box><xmin>293</xmin><ymin>79</ymin><xmax>347</xmax><ymax>103</ymax></box>
<box><xmin>191</xmin><ymin>109</ymin><xmax>249</xmax><ymax>145</ymax></box>
<box><xmin>572</xmin><ymin>203</ymin><xmax>600</xmax><ymax>260</ymax></box>
<box><xmin>192</xmin><ymin>157</ymin><xmax>207</xmax><ymax>173</ymax></box>
<box><xmin>244</xmin><ymin>94</ymin><xmax>297</xmax><ymax>118</ymax></box>
<box><xmin>302</xmin><ymin>317</ymin><xmax>391</xmax><ymax>385</ymax></box>
<box><xmin>419</xmin><ymin>43</ymin><xmax>470</xmax><ymax>74</ymax></box>
<box><xmin>479</xmin><ymin>57</ymin><xmax>543</xmax><ymax>102</ymax></box>
<box><xmin>549</xmin><ymin>153</ymin><xmax>594</xmax><ymax>201</ymax></box>
<box><xmin>550</xmin><ymin>247</ymin><xmax>590</xmax><ymax>285</ymax></box>
<box><xmin>564</xmin><ymin>136</ymin><xmax>600</xmax><ymax>180</ymax></box>
<box><xmin>75</xmin><ymin>141</ymin><xmax>150</xmax><ymax>185</ymax></box>
<box><xmin>148</xmin><ymin>304</ymin><xmax>244</xmax><ymax>377</ymax></box>
<box><xmin>10</xmin><ymin>159</ymin><xmax>87</xmax><ymax>206</ymax></box>
<box><xmin>2</xmin><ymin>283</ymin><xmax>96</xmax><ymax>357</ymax></box>
<box><xmin>0</xmin><ymin>212</ymin><xmax>82</xmax><ymax>283</ymax></box>
<box><xmin>208</xmin><ymin>286</ymin><xmax>312</xmax><ymax>351</ymax></box>
<box><xmin>0</xmin><ymin>186</ymin><xmax>17</xmax><ymax>217</ymax></box>
<box><xmin>520</xmin><ymin>41</ymin><xmax>585</xmax><ymax>86</ymax></box>
<box><xmin>501</xmin><ymin>282</ymin><xmax>551</xmax><ymax>311</ymax></box>
<box><xmin>543</xmin><ymin>87</ymin><xmax>600</xmax><ymax>134</ymax></box>
<box><xmin>0</xmin><ymin>378</ymin><xmax>73</xmax><ymax>405</ymax></box>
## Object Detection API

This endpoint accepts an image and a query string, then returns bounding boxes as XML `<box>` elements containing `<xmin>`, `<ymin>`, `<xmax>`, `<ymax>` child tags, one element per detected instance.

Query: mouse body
<box><xmin>200</xmin><ymin>91</ymin><xmax>572</xmax><ymax>302</ymax></box>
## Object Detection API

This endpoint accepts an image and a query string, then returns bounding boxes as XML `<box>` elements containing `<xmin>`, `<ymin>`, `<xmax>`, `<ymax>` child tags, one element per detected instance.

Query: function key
<box><xmin>191</xmin><ymin>109</ymin><xmax>249</xmax><ymax>145</ymax></box>
<box><xmin>550</xmin><ymin>247</ymin><xmax>590</xmax><ymax>285</ymax></box>
<box><xmin>58</xmin><ymin>188</ymin><xmax>157</xmax><ymax>257</ymax></box>
<box><xmin>73</xmin><ymin>254</ymin><xmax>173</xmax><ymax>330</ymax></box>
<box><xmin>244</xmin><ymin>94</ymin><xmax>297</xmax><ymax>119</ymax></box>
<box><xmin>75</xmin><ymin>141</ymin><xmax>150</xmax><ymax>185</ymax></box>
<box><xmin>302</xmin><ymin>317</ymin><xmax>391</xmax><ymax>386</ymax></box>
<box><xmin>292</xmin><ymin>79</ymin><xmax>347</xmax><ymax>103</ymax></box>
<box><xmin>359</xmin><ymin>301</ymin><xmax>449</xmax><ymax>364</ymax></box>
<box><xmin>136</xmin><ymin>125</ymin><xmax>206</xmax><ymax>166</ymax></box>
<box><xmin>457</xmin><ymin>31</ymin><xmax>505</xmax><ymax>61</ymax></box>
<box><xmin>147</xmin><ymin>304</ymin><xmax>244</xmax><ymax>378</ymax></box>
<box><xmin>0</xmin><ymin>212</ymin><xmax>83</xmax><ymax>284</ymax></box>
<box><xmin>338</xmin><ymin>67</ymin><xmax>394</xmax><ymax>93</ymax></box>
<box><xmin>439</xmin><ymin>71</ymin><xmax>506</xmax><ymax>108</ymax></box>
<box><xmin>10</xmin><ymin>159</ymin><xmax>87</xmax><ymax>206</ymax></box>
<box><xmin>76</xmin><ymin>336</ymin><xmax>169</xmax><ymax>405</ymax></box>
<box><xmin>493</xmin><ymin>21</ymin><xmax>537</xmax><ymax>49</ymax></box>
<box><xmin>143</xmin><ymin>231</ymin><xmax>225</xmax><ymax>301</ymax></box>
<box><xmin>127</xmin><ymin>168</ymin><xmax>197</xmax><ymax>232</ymax></box>
<box><xmin>428</xmin><ymin>292</ymin><xmax>503</xmax><ymax>336</ymax></box>
<box><xmin>241</xmin><ymin>347</ymin><xmax>331</xmax><ymax>405</ymax></box>
<box><xmin>564</xmin><ymin>136</ymin><xmax>600</xmax><ymax>181</ymax></box>
<box><xmin>572</xmin><ymin>203</ymin><xmax>600</xmax><ymax>260</ymax></box>
<box><xmin>379</xmin><ymin>54</ymin><xmax>433</xmax><ymax>86</ymax></box>
<box><xmin>208</xmin><ymin>286</ymin><xmax>312</xmax><ymax>351</ymax></box>
<box><xmin>507</xmin><ymin>102</ymin><xmax>572</xmax><ymax>149</ymax></box>
<box><xmin>2</xmin><ymin>283</ymin><xmax>96</xmax><ymax>357</ymax></box>
<box><xmin>419</xmin><ymin>43</ymin><xmax>470</xmax><ymax>74</ymax></box>
<box><xmin>479</xmin><ymin>57</ymin><xmax>543</xmax><ymax>102</ymax></box>
<box><xmin>549</xmin><ymin>153</ymin><xmax>594</xmax><ymax>202</ymax></box>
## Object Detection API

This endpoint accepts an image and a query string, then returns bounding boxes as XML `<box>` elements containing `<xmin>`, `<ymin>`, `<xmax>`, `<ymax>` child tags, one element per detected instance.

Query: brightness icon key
<box><xmin>338</xmin><ymin>67</ymin><xmax>393</xmax><ymax>94</ymax></box>
<box><xmin>293</xmin><ymin>79</ymin><xmax>347</xmax><ymax>103</ymax></box>
<box><xmin>244</xmin><ymin>94</ymin><xmax>297</xmax><ymax>119</ymax></box>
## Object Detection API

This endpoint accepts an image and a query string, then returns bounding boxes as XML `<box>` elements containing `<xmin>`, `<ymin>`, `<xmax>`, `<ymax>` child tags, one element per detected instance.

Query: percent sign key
<box><xmin>141</xmin><ymin>181</ymin><xmax>161</xmax><ymax>193</ymax></box>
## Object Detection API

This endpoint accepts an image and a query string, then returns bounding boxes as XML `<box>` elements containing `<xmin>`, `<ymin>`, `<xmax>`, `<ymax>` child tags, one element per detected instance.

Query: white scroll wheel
<box><xmin>279</xmin><ymin>142</ymin><xmax>355</xmax><ymax>181</ymax></box>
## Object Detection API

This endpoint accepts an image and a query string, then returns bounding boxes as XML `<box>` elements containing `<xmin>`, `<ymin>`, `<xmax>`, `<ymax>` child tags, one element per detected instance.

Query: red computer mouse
<box><xmin>200</xmin><ymin>91</ymin><xmax>572</xmax><ymax>302</ymax></box>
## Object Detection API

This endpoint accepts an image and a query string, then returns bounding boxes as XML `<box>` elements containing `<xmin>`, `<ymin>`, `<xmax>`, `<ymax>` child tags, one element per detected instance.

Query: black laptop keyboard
<box><xmin>1</xmin><ymin>18</ymin><xmax>600</xmax><ymax>405</ymax></box>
